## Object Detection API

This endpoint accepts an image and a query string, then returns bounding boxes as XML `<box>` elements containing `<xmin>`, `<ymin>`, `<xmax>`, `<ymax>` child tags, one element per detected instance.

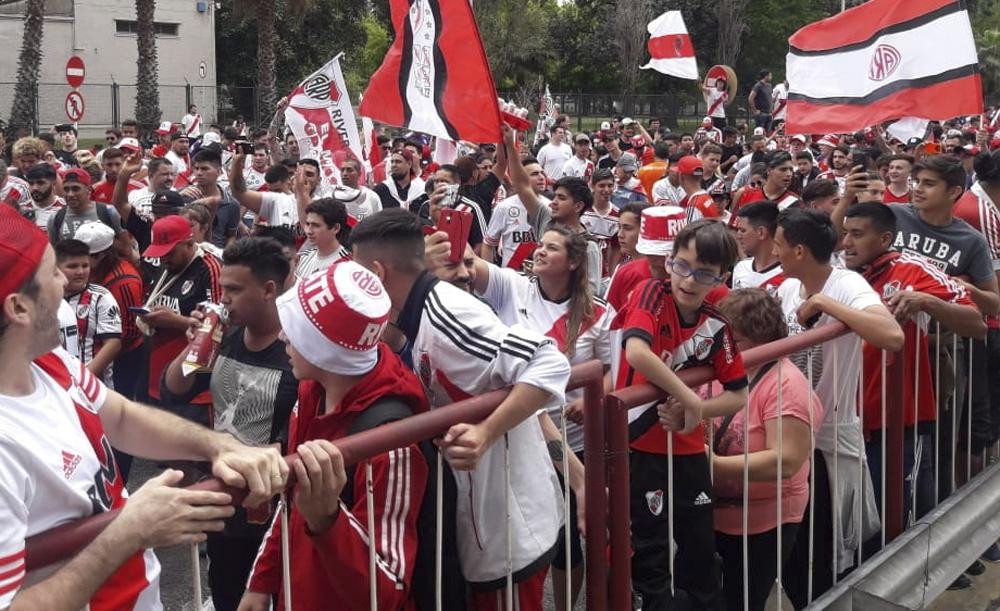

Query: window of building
<box><xmin>114</xmin><ymin>20</ymin><xmax>179</xmax><ymax>37</ymax></box>
<box><xmin>0</xmin><ymin>0</ymin><xmax>74</xmax><ymax>17</ymax></box>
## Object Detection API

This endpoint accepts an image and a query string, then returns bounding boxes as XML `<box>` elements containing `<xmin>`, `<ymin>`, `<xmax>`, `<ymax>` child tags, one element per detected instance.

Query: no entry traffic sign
<box><xmin>65</xmin><ymin>91</ymin><xmax>85</xmax><ymax>122</ymax></box>
<box><xmin>66</xmin><ymin>56</ymin><xmax>86</xmax><ymax>88</ymax></box>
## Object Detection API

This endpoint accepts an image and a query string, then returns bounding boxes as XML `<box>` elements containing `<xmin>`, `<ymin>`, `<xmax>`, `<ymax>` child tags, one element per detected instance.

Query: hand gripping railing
<box><xmin>598</xmin><ymin>321</ymin><xmax>912</xmax><ymax>610</ymax></box>
<box><xmin>23</xmin><ymin>360</ymin><xmax>609</xmax><ymax>610</ymax></box>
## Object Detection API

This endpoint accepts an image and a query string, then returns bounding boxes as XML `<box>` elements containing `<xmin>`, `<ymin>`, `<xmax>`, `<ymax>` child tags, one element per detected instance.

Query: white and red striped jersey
<box><xmin>477</xmin><ymin>266</ymin><xmax>615</xmax><ymax>451</ymax></box>
<box><xmin>65</xmin><ymin>284</ymin><xmax>123</xmax><ymax>387</ymax></box>
<box><xmin>954</xmin><ymin>182</ymin><xmax>1000</xmax><ymax>329</ymax></box>
<box><xmin>20</xmin><ymin>196</ymin><xmax>66</xmax><ymax>230</ymax></box>
<box><xmin>484</xmin><ymin>194</ymin><xmax>549</xmax><ymax>269</ymax></box>
<box><xmin>0</xmin><ymin>349</ymin><xmax>160</xmax><ymax>609</ymax></box>
<box><xmin>772</xmin><ymin>82</ymin><xmax>789</xmax><ymax>122</ymax></box>
<box><xmin>732</xmin><ymin>258</ymin><xmax>786</xmax><ymax>296</ymax></box>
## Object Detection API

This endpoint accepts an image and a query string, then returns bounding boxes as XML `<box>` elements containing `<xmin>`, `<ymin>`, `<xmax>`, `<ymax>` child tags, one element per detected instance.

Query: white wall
<box><xmin>0</xmin><ymin>0</ymin><xmax>217</xmax><ymax>137</ymax></box>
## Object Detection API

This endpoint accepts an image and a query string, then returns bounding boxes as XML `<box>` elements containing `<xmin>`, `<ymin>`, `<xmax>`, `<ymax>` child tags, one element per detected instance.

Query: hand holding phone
<box><xmin>128</xmin><ymin>306</ymin><xmax>151</xmax><ymax>316</ymax></box>
<box><xmin>437</xmin><ymin>208</ymin><xmax>472</xmax><ymax>263</ymax></box>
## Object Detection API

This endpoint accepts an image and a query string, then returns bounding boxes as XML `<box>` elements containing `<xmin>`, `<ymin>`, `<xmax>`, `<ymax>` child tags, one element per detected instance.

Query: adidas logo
<box><xmin>62</xmin><ymin>450</ymin><xmax>81</xmax><ymax>479</ymax></box>
<box><xmin>693</xmin><ymin>491</ymin><xmax>711</xmax><ymax>506</ymax></box>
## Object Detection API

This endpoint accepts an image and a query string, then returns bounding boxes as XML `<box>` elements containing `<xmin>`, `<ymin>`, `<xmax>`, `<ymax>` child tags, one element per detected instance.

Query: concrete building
<box><xmin>0</xmin><ymin>0</ymin><xmax>217</xmax><ymax>137</ymax></box>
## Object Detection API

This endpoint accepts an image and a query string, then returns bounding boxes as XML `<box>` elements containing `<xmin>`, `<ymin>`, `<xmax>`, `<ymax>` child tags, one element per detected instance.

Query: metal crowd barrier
<box><xmin>23</xmin><ymin>318</ymin><xmax>997</xmax><ymax>610</ymax></box>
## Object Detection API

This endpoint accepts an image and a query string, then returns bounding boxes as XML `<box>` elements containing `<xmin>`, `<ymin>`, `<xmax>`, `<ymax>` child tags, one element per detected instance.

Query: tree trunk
<box><xmin>135</xmin><ymin>0</ymin><xmax>161</xmax><ymax>133</ymax></box>
<box><xmin>9</xmin><ymin>0</ymin><xmax>46</xmax><ymax>134</ymax></box>
<box><xmin>717</xmin><ymin>0</ymin><xmax>749</xmax><ymax>68</ymax></box>
<box><xmin>255</xmin><ymin>0</ymin><xmax>277</xmax><ymax>125</ymax></box>
<box><xmin>613</xmin><ymin>0</ymin><xmax>653</xmax><ymax>110</ymax></box>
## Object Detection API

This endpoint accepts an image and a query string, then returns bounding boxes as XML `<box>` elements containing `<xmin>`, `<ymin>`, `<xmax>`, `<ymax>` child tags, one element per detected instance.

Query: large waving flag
<box><xmin>533</xmin><ymin>85</ymin><xmax>554</xmax><ymax>145</ymax></box>
<box><xmin>640</xmin><ymin>11</ymin><xmax>698</xmax><ymax>80</ymax></box>
<box><xmin>285</xmin><ymin>54</ymin><xmax>363</xmax><ymax>187</ymax></box>
<box><xmin>785</xmin><ymin>0</ymin><xmax>983</xmax><ymax>134</ymax></box>
<box><xmin>360</xmin><ymin>0</ymin><xmax>502</xmax><ymax>143</ymax></box>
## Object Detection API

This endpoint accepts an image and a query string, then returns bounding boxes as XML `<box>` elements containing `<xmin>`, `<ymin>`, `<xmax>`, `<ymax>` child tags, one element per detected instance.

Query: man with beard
<box><xmin>140</xmin><ymin>215</ymin><xmax>222</xmax><ymax>422</ymax></box>
<box><xmin>373</xmin><ymin>149</ymin><xmax>426</xmax><ymax>211</ymax></box>
<box><xmin>113</xmin><ymin>154</ymin><xmax>176</xmax><ymax>252</ymax></box>
<box><xmin>165</xmin><ymin>133</ymin><xmax>192</xmax><ymax>176</ymax></box>
<box><xmin>92</xmin><ymin>148</ymin><xmax>144</xmax><ymax>205</ymax></box>
<box><xmin>334</xmin><ymin>158</ymin><xmax>383</xmax><ymax>223</ymax></box>
<box><xmin>48</xmin><ymin>168</ymin><xmax>127</xmax><ymax>246</ymax></box>
<box><xmin>243</xmin><ymin>145</ymin><xmax>270</xmax><ymax>192</ymax></box>
<box><xmin>22</xmin><ymin>163</ymin><xmax>65</xmax><ymax>228</ymax></box>
<box><xmin>817</xmin><ymin>145</ymin><xmax>851</xmax><ymax>191</ymax></box>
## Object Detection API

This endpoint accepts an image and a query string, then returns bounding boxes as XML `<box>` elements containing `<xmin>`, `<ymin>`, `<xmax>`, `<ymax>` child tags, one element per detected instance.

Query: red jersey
<box><xmin>248</xmin><ymin>344</ymin><xmax>428</xmax><ymax>611</ymax></box>
<box><xmin>860</xmin><ymin>252</ymin><xmax>977</xmax><ymax>432</ymax></box>
<box><xmin>102</xmin><ymin>260</ymin><xmax>145</xmax><ymax>352</ymax></box>
<box><xmin>730</xmin><ymin>187</ymin><xmax>800</xmax><ymax>225</ymax></box>
<box><xmin>881</xmin><ymin>187</ymin><xmax>911</xmax><ymax>204</ymax></box>
<box><xmin>617</xmin><ymin>278</ymin><xmax>747</xmax><ymax>454</ymax></box>
<box><xmin>91</xmin><ymin>178</ymin><xmax>144</xmax><ymax>205</ymax></box>
<box><xmin>954</xmin><ymin>183</ymin><xmax>1000</xmax><ymax>329</ymax></box>
<box><xmin>681</xmin><ymin>190</ymin><xmax>718</xmax><ymax>222</ymax></box>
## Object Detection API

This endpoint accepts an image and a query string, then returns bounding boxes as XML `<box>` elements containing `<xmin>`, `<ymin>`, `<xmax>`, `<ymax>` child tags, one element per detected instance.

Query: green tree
<box><xmin>343</xmin><ymin>14</ymin><xmax>391</xmax><ymax>96</ymax></box>
<box><xmin>474</xmin><ymin>0</ymin><xmax>554</xmax><ymax>90</ymax></box>
<box><xmin>9</xmin><ymin>0</ymin><xmax>45</xmax><ymax>134</ymax></box>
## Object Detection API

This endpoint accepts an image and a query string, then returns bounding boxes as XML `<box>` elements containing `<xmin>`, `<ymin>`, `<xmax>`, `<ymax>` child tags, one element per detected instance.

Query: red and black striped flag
<box><xmin>359</xmin><ymin>0</ymin><xmax>502</xmax><ymax>143</ymax></box>
<box><xmin>785</xmin><ymin>0</ymin><xmax>983</xmax><ymax>134</ymax></box>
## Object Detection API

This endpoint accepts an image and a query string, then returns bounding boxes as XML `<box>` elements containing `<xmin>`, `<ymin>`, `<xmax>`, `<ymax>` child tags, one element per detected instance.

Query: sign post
<box><xmin>65</xmin><ymin>56</ymin><xmax>85</xmax><ymax>89</ymax></box>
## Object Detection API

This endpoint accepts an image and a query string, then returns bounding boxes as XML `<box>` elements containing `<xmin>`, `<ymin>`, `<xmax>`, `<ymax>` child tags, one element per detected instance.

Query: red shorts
<box><xmin>467</xmin><ymin>566</ymin><xmax>549</xmax><ymax>611</ymax></box>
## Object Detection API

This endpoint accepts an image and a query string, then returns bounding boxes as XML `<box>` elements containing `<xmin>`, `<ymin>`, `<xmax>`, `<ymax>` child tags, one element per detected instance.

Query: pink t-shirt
<box><xmin>710</xmin><ymin>357</ymin><xmax>823</xmax><ymax>535</ymax></box>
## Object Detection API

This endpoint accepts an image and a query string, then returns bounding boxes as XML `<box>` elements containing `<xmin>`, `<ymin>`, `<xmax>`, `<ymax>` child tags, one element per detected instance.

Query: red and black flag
<box><xmin>785</xmin><ymin>0</ymin><xmax>983</xmax><ymax>134</ymax></box>
<box><xmin>359</xmin><ymin>0</ymin><xmax>502</xmax><ymax>143</ymax></box>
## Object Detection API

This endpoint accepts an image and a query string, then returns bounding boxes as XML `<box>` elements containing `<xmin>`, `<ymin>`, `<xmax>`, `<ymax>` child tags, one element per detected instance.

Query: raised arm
<box><xmin>229</xmin><ymin>150</ymin><xmax>265</xmax><ymax>213</ymax></box>
<box><xmin>502</xmin><ymin>124</ymin><xmax>542</xmax><ymax>219</ymax></box>
<box><xmin>111</xmin><ymin>152</ymin><xmax>144</xmax><ymax>222</ymax></box>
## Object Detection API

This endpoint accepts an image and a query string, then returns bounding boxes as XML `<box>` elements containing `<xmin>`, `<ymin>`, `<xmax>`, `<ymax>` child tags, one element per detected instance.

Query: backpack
<box><xmin>49</xmin><ymin>203</ymin><xmax>115</xmax><ymax>244</ymax></box>
<box><xmin>341</xmin><ymin>398</ymin><xmax>467</xmax><ymax>611</ymax></box>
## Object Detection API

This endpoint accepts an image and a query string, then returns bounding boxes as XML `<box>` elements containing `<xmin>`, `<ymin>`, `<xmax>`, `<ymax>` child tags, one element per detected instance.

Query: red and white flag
<box><xmin>785</xmin><ymin>0</ymin><xmax>983</xmax><ymax>134</ymax></box>
<box><xmin>534</xmin><ymin>85</ymin><xmax>554</xmax><ymax>145</ymax></box>
<box><xmin>360</xmin><ymin>0</ymin><xmax>502</xmax><ymax>143</ymax></box>
<box><xmin>284</xmin><ymin>54</ymin><xmax>363</xmax><ymax>188</ymax></box>
<box><xmin>640</xmin><ymin>11</ymin><xmax>698</xmax><ymax>80</ymax></box>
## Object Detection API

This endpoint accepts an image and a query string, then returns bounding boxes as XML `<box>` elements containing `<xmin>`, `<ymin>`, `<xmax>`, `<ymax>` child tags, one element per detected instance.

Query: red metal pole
<box><xmin>606</xmin><ymin>394</ymin><xmax>633</xmax><ymax>611</ymax></box>
<box><xmin>885</xmin><ymin>350</ymin><xmax>905</xmax><ymax>540</ymax></box>
<box><xmin>26</xmin><ymin>362</ymin><xmax>606</xmax><ymax>572</ymax></box>
<box><xmin>583</xmin><ymin>368</ymin><xmax>609</xmax><ymax>611</ymax></box>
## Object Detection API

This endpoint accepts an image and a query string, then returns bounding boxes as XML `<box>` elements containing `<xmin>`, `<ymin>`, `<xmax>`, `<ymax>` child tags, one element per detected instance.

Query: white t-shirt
<box><xmin>775</xmin><ymin>268</ymin><xmax>883</xmax><ymax>570</ymax></box>
<box><xmin>257</xmin><ymin>191</ymin><xmax>299</xmax><ymax>231</ymax></box>
<box><xmin>0</xmin><ymin>349</ymin><xmax>162</xmax><ymax>609</ymax></box>
<box><xmin>21</xmin><ymin>196</ymin><xmax>66</xmax><ymax>230</ymax></box>
<box><xmin>164</xmin><ymin>150</ymin><xmax>188</xmax><ymax>175</ymax></box>
<box><xmin>706</xmin><ymin>88</ymin><xmax>728</xmax><ymax>118</ymax></box>
<box><xmin>335</xmin><ymin>186</ymin><xmax>382</xmax><ymax>223</ymax></box>
<box><xmin>128</xmin><ymin>187</ymin><xmax>156</xmax><ymax>222</ymax></box>
<box><xmin>561</xmin><ymin>156</ymin><xmax>595</xmax><ymax>182</ymax></box>
<box><xmin>772</xmin><ymin>82</ymin><xmax>789</xmax><ymax>121</ymax></box>
<box><xmin>182</xmin><ymin>113</ymin><xmax>202</xmax><ymax>137</ymax></box>
<box><xmin>651</xmin><ymin>176</ymin><xmax>685</xmax><ymax>207</ymax></box>
<box><xmin>243</xmin><ymin>167</ymin><xmax>267</xmax><ymax>192</ymax></box>
<box><xmin>295</xmin><ymin>245</ymin><xmax>351</xmax><ymax>279</ymax></box>
<box><xmin>484</xmin><ymin>194</ymin><xmax>550</xmax><ymax>268</ymax></box>
<box><xmin>537</xmin><ymin>142</ymin><xmax>573</xmax><ymax>181</ymax></box>
<box><xmin>477</xmin><ymin>266</ymin><xmax>614</xmax><ymax>452</ymax></box>
<box><xmin>732</xmin><ymin>258</ymin><xmax>785</xmax><ymax>295</ymax></box>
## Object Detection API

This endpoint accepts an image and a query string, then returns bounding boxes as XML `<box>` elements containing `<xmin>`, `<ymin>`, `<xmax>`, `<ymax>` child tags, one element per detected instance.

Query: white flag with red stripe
<box><xmin>785</xmin><ymin>0</ymin><xmax>983</xmax><ymax>134</ymax></box>
<box><xmin>640</xmin><ymin>11</ymin><xmax>698</xmax><ymax>80</ymax></box>
<box><xmin>360</xmin><ymin>0</ymin><xmax>502</xmax><ymax>143</ymax></box>
<box><xmin>284</xmin><ymin>54</ymin><xmax>363</xmax><ymax>188</ymax></box>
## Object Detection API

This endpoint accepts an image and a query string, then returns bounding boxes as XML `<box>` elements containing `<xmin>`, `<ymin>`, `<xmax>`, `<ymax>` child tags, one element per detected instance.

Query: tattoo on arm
<box><xmin>547</xmin><ymin>439</ymin><xmax>565</xmax><ymax>463</ymax></box>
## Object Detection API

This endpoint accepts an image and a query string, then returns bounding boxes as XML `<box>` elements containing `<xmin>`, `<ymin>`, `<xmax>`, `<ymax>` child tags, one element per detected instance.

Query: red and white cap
<box><xmin>817</xmin><ymin>134</ymin><xmax>840</xmax><ymax>148</ymax></box>
<box><xmin>637</xmin><ymin>206</ymin><xmax>686</xmax><ymax>257</ymax></box>
<box><xmin>277</xmin><ymin>261</ymin><xmax>391</xmax><ymax>375</ymax></box>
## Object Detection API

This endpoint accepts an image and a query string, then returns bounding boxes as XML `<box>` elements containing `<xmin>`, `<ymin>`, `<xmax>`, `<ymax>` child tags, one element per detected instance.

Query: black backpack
<box><xmin>49</xmin><ymin>203</ymin><xmax>115</xmax><ymax>244</ymax></box>
<box><xmin>342</xmin><ymin>398</ymin><xmax>467</xmax><ymax>611</ymax></box>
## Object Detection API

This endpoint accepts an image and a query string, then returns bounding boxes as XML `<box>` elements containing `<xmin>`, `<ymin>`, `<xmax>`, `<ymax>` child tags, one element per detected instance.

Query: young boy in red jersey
<box><xmin>618</xmin><ymin>219</ymin><xmax>748</xmax><ymax>610</ymax></box>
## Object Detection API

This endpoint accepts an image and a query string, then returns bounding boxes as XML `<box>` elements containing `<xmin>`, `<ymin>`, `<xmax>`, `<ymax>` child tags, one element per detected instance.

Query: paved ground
<box><xmin>928</xmin><ymin>560</ymin><xmax>1000</xmax><ymax>611</ymax></box>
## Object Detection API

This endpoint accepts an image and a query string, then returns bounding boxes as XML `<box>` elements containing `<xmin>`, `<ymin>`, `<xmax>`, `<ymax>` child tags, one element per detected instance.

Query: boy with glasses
<box><xmin>617</xmin><ymin>219</ymin><xmax>749</xmax><ymax>609</ymax></box>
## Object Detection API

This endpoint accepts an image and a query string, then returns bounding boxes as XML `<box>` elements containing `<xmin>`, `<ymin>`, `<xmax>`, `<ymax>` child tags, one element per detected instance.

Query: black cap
<box><xmin>150</xmin><ymin>190</ymin><xmax>184</xmax><ymax>210</ymax></box>
<box><xmin>170</xmin><ymin>132</ymin><xmax>189</xmax><ymax>141</ymax></box>
<box><xmin>55</xmin><ymin>123</ymin><xmax>77</xmax><ymax>135</ymax></box>
<box><xmin>25</xmin><ymin>162</ymin><xmax>58</xmax><ymax>181</ymax></box>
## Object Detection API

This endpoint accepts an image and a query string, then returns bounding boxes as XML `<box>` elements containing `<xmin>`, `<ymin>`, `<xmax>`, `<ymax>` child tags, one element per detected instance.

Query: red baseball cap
<box><xmin>676</xmin><ymin>156</ymin><xmax>704</xmax><ymax>177</ymax></box>
<box><xmin>143</xmin><ymin>215</ymin><xmax>193</xmax><ymax>258</ymax></box>
<box><xmin>0</xmin><ymin>207</ymin><xmax>48</xmax><ymax>306</ymax></box>
<box><xmin>61</xmin><ymin>167</ymin><xmax>92</xmax><ymax>186</ymax></box>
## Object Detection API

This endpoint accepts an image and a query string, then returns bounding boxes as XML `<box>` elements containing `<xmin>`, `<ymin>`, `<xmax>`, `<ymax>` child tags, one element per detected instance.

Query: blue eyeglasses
<box><xmin>667</xmin><ymin>258</ymin><xmax>724</xmax><ymax>286</ymax></box>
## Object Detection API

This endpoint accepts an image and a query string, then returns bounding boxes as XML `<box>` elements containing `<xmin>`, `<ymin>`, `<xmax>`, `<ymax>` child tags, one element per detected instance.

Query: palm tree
<box><xmin>255</xmin><ymin>0</ymin><xmax>277</xmax><ymax>124</ymax></box>
<box><xmin>9</xmin><ymin>0</ymin><xmax>46</xmax><ymax>135</ymax></box>
<box><xmin>135</xmin><ymin>0</ymin><xmax>161</xmax><ymax>134</ymax></box>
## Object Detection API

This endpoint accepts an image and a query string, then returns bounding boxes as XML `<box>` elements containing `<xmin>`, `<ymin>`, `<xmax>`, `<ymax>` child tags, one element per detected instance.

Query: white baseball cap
<box><xmin>277</xmin><ymin>261</ymin><xmax>391</xmax><ymax>375</ymax></box>
<box><xmin>119</xmin><ymin>137</ymin><xmax>141</xmax><ymax>153</ymax></box>
<box><xmin>202</xmin><ymin>132</ymin><xmax>221</xmax><ymax>145</ymax></box>
<box><xmin>637</xmin><ymin>206</ymin><xmax>687</xmax><ymax>257</ymax></box>
<box><xmin>74</xmin><ymin>221</ymin><xmax>116</xmax><ymax>254</ymax></box>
